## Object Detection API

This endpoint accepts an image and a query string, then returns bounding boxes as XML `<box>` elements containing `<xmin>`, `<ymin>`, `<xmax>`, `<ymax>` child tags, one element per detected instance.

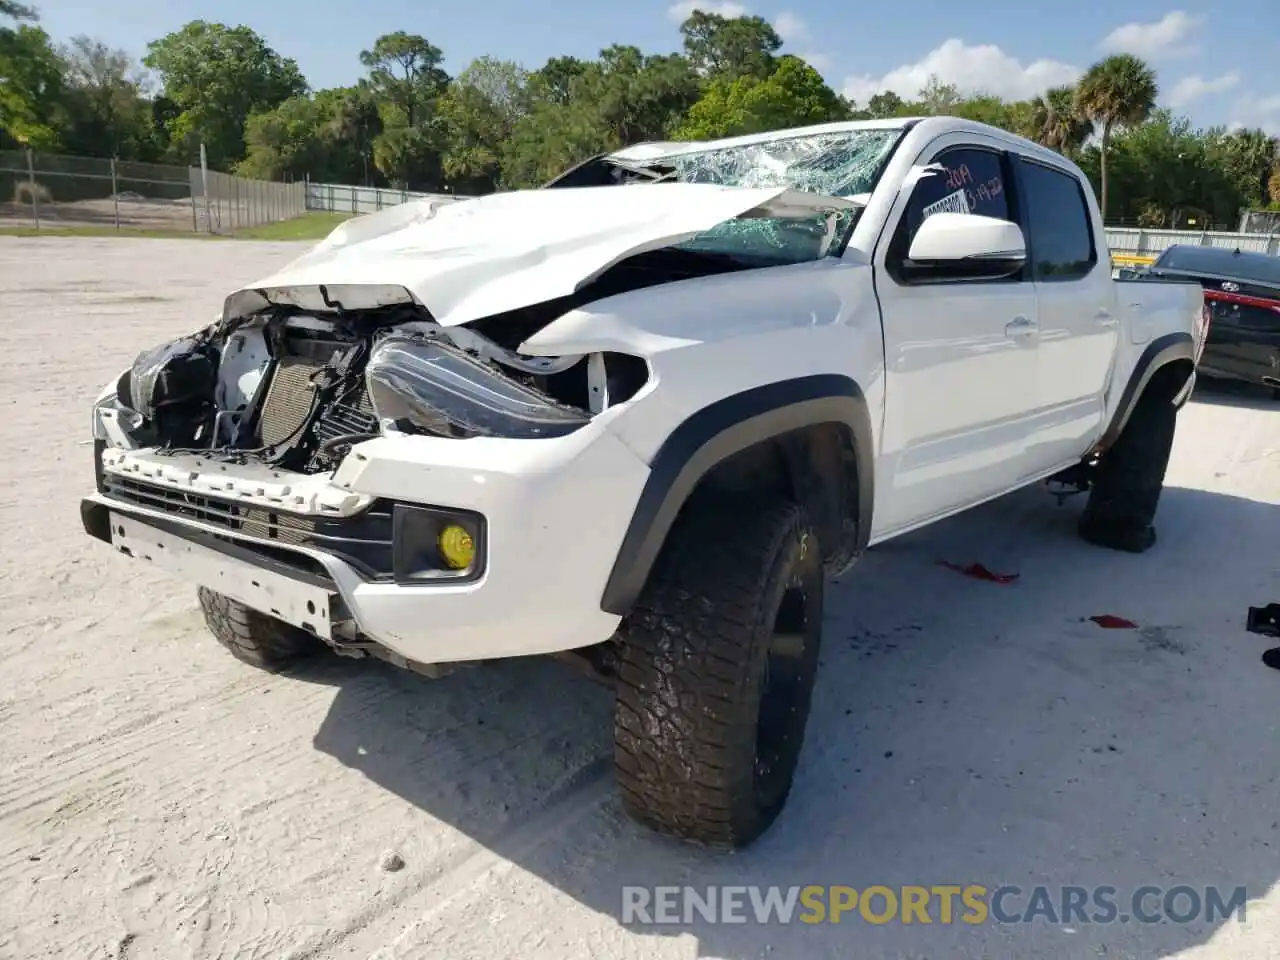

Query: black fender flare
<box><xmin>1092</xmin><ymin>332</ymin><xmax>1195</xmax><ymax>455</ymax></box>
<box><xmin>600</xmin><ymin>374</ymin><xmax>875</xmax><ymax>617</ymax></box>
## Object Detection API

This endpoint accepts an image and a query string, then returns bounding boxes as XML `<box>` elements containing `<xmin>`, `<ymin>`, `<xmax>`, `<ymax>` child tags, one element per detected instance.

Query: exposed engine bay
<box><xmin>97</xmin><ymin>234</ymin><xmax>816</xmax><ymax>476</ymax></box>
<box><xmin>103</xmin><ymin>301</ymin><xmax>656</xmax><ymax>477</ymax></box>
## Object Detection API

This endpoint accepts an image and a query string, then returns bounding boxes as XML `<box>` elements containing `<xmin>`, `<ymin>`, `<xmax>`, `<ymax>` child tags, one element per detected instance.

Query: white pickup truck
<box><xmin>82</xmin><ymin>116</ymin><xmax>1207</xmax><ymax>849</ymax></box>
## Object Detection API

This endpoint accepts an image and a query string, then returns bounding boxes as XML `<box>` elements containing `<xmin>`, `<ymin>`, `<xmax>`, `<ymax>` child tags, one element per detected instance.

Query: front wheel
<box><xmin>613</xmin><ymin>494</ymin><xmax>826</xmax><ymax>849</ymax></box>
<box><xmin>197</xmin><ymin>588</ymin><xmax>324</xmax><ymax>671</ymax></box>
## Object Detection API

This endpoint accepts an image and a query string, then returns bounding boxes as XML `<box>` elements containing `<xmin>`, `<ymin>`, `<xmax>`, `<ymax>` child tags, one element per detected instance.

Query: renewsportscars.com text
<box><xmin>621</xmin><ymin>884</ymin><xmax>1249</xmax><ymax>926</ymax></box>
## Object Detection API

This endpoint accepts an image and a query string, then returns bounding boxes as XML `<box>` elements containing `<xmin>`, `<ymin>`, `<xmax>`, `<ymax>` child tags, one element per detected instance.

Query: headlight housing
<box><xmin>365</xmin><ymin>335</ymin><xmax>591</xmax><ymax>439</ymax></box>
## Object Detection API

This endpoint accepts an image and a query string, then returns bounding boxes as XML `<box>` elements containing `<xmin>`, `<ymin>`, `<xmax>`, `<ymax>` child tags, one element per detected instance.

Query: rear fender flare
<box><xmin>1093</xmin><ymin>332</ymin><xmax>1194</xmax><ymax>455</ymax></box>
<box><xmin>600</xmin><ymin>374</ymin><xmax>874</xmax><ymax>616</ymax></box>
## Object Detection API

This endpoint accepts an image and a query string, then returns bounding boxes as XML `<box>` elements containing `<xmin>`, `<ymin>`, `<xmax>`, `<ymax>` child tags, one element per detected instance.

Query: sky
<box><xmin>34</xmin><ymin>0</ymin><xmax>1280</xmax><ymax>134</ymax></box>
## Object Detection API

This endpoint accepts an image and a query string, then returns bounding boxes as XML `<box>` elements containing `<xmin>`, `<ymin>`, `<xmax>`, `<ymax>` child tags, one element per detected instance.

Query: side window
<box><xmin>1018</xmin><ymin>159</ymin><xmax>1097</xmax><ymax>280</ymax></box>
<box><xmin>893</xmin><ymin>147</ymin><xmax>1012</xmax><ymax>258</ymax></box>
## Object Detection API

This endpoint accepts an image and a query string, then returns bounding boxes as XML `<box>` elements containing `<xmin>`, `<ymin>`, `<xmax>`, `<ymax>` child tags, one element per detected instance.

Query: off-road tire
<box><xmin>197</xmin><ymin>587</ymin><xmax>323</xmax><ymax>670</ymax></box>
<box><xmin>614</xmin><ymin>494</ymin><xmax>825</xmax><ymax>849</ymax></box>
<box><xmin>1078</xmin><ymin>388</ymin><xmax>1179</xmax><ymax>554</ymax></box>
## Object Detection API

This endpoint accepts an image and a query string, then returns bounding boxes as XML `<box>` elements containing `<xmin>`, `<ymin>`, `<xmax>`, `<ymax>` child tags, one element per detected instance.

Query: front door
<box><xmin>871</xmin><ymin>141</ymin><xmax>1040</xmax><ymax>539</ymax></box>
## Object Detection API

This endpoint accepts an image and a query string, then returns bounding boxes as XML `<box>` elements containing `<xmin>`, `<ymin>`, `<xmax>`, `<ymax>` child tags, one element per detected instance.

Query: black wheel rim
<box><xmin>754</xmin><ymin>577</ymin><xmax>812</xmax><ymax>812</ymax></box>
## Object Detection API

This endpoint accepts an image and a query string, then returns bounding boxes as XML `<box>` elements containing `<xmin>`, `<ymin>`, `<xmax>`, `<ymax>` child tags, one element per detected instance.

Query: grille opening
<box><xmin>100</xmin><ymin>475</ymin><xmax>394</xmax><ymax>580</ymax></box>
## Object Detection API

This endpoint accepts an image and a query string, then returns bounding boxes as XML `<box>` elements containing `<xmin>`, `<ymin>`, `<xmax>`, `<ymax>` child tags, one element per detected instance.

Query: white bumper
<box><xmin>87</xmin><ymin>422</ymin><xmax>650</xmax><ymax>664</ymax></box>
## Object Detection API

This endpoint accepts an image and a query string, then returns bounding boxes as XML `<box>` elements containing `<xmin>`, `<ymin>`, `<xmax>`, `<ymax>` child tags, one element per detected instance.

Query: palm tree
<box><xmin>1075</xmin><ymin>54</ymin><xmax>1158</xmax><ymax>220</ymax></box>
<box><xmin>1228</xmin><ymin>128</ymin><xmax>1279</xmax><ymax>206</ymax></box>
<box><xmin>0</xmin><ymin>1</ymin><xmax>37</xmax><ymax>20</ymax></box>
<box><xmin>1031</xmin><ymin>85</ymin><xmax>1091</xmax><ymax>156</ymax></box>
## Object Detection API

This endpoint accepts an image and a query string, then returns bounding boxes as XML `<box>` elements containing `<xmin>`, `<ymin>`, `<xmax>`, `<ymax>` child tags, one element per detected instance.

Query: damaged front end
<box><xmin>92</xmin><ymin>301</ymin><xmax>650</xmax><ymax>477</ymax></box>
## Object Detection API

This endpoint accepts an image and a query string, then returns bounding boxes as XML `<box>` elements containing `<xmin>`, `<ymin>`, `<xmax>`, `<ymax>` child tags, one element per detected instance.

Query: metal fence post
<box><xmin>189</xmin><ymin>166</ymin><xmax>198</xmax><ymax>232</ymax></box>
<box><xmin>25</xmin><ymin>148</ymin><xmax>39</xmax><ymax>229</ymax></box>
<box><xmin>199</xmin><ymin>143</ymin><xmax>213</xmax><ymax>234</ymax></box>
<box><xmin>110</xmin><ymin>157</ymin><xmax>120</xmax><ymax>231</ymax></box>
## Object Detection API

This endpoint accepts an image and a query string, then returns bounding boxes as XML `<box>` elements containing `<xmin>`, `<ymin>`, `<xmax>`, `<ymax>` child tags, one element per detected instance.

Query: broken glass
<box><xmin>645</xmin><ymin>129</ymin><xmax>901</xmax><ymax>200</ymax></box>
<box><xmin>635</xmin><ymin>129</ymin><xmax>902</xmax><ymax>264</ymax></box>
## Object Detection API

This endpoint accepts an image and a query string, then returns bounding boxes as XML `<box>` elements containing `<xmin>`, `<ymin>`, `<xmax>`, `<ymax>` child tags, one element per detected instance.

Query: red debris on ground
<box><xmin>937</xmin><ymin>560</ymin><xmax>1020</xmax><ymax>584</ymax></box>
<box><xmin>1089</xmin><ymin>614</ymin><xmax>1139</xmax><ymax>629</ymax></box>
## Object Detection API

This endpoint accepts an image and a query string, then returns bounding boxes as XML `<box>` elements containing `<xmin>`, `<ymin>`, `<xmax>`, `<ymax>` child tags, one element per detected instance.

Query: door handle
<box><xmin>1005</xmin><ymin>316</ymin><xmax>1038</xmax><ymax>339</ymax></box>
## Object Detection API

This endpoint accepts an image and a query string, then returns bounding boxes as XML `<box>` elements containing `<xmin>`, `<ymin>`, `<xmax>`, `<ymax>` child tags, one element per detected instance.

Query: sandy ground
<box><xmin>0</xmin><ymin>236</ymin><xmax>1277</xmax><ymax>960</ymax></box>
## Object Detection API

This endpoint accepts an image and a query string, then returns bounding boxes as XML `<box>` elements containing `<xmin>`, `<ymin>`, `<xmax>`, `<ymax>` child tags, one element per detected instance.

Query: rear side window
<box><xmin>1019</xmin><ymin>160</ymin><xmax>1097</xmax><ymax>280</ymax></box>
<box><xmin>895</xmin><ymin>147</ymin><xmax>1011</xmax><ymax>251</ymax></box>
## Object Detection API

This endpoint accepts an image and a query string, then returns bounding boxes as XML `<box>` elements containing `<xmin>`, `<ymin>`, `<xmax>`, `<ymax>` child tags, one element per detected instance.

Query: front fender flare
<box><xmin>600</xmin><ymin>374</ymin><xmax>874</xmax><ymax>616</ymax></box>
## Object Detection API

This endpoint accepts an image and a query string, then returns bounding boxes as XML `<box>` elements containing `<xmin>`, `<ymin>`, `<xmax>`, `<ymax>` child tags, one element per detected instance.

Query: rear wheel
<box><xmin>613</xmin><ymin>494</ymin><xmax>825</xmax><ymax>848</ymax></box>
<box><xmin>197</xmin><ymin>588</ymin><xmax>323</xmax><ymax>670</ymax></box>
<box><xmin>1078</xmin><ymin>387</ymin><xmax>1179</xmax><ymax>553</ymax></box>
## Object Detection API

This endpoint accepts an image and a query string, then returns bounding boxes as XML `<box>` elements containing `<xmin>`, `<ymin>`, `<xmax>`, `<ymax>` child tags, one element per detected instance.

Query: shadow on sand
<box><xmin>300</xmin><ymin>481</ymin><xmax>1280</xmax><ymax>958</ymax></box>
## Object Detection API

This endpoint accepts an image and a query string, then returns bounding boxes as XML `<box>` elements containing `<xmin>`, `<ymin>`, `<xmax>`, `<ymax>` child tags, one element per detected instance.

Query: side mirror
<box><xmin>904</xmin><ymin>212</ymin><xmax>1026</xmax><ymax>281</ymax></box>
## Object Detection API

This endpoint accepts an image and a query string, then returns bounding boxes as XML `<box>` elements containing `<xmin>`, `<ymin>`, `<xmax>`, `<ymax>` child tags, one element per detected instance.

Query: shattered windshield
<box><xmin>636</xmin><ymin>128</ymin><xmax>902</xmax><ymax>265</ymax></box>
<box><xmin>645</xmin><ymin>128</ymin><xmax>902</xmax><ymax>197</ymax></box>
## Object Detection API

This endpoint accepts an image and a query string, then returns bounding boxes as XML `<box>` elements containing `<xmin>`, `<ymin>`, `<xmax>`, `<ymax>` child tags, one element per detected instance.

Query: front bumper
<box><xmin>84</xmin><ymin>424</ymin><xmax>651</xmax><ymax>665</ymax></box>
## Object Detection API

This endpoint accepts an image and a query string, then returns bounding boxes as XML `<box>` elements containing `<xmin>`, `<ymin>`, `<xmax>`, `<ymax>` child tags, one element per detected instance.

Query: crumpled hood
<box><xmin>223</xmin><ymin>183</ymin><xmax>853</xmax><ymax>327</ymax></box>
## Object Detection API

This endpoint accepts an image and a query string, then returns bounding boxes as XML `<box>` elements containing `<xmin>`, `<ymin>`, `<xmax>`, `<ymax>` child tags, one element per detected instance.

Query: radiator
<box><xmin>257</xmin><ymin>353</ymin><xmax>328</xmax><ymax>448</ymax></box>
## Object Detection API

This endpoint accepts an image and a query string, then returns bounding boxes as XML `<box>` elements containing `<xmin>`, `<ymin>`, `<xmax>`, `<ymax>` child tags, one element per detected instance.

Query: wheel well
<box><xmin>598</xmin><ymin>374</ymin><xmax>875</xmax><ymax>617</ymax></box>
<box><xmin>687</xmin><ymin>422</ymin><xmax>861</xmax><ymax>575</ymax></box>
<box><xmin>1145</xmin><ymin>358</ymin><xmax>1195</xmax><ymax>404</ymax></box>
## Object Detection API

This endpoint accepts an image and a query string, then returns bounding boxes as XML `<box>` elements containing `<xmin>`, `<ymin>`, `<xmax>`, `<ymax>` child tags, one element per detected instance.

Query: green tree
<box><xmin>372</xmin><ymin>121</ymin><xmax>446</xmax><ymax>188</ymax></box>
<box><xmin>1217</xmin><ymin>128</ymin><xmax>1278</xmax><ymax>209</ymax></box>
<box><xmin>438</xmin><ymin>57</ymin><xmax>529</xmax><ymax>192</ymax></box>
<box><xmin>588</xmin><ymin>45</ymin><xmax>700</xmax><ymax>145</ymax></box>
<box><xmin>237</xmin><ymin>94</ymin><xmax>324</xmax><ymax>180</ymax></box>
<box><xmin>501</xmin><ymin>45</ymin><xmax>699</xmax><ymax>187</ymax></box>
<box><xmin>1029</xmin><ymin>85</ymin><xmax>1090</xmax><ymax>156</ymax></box>
<box><xmin>676</xmin><ymin>55</ymin><xmax>846</xmax><ymax>140</ymax></box>
<box><xmin>143</xmin><ymin>21</ymin><xmax>306</xmax><ymax>168</ymax></box>
<box><xmin>528</xmin><ymin>56</ymin><xmax>588</xmax><ymax>105</ymax></box>
<box><xmin>1075</xmin><ymin>53</ymin><xmax>1158</xmax><ymax>219</ymax></box>
<box><xmin>0</xmin><ymin>1</ymin><xmax>36</xmax><ymax>21</ymax></box>
<box><xmin>916</xmin><ymin>76</ymin><xmax>963</xmax><ymax>115</ymax></box>
<box><xmin>0</xmin><ymin>24</ymin><xmax>64</xmax><ymax>147</ymax></box>
<box><xmin>679</xmin><ymin>10</ymin><xmax>781</xmax><ymax>81</ymax></box>
<box><xmin>359</xmin><ymin>32</ymin><xmax>448</xmax><ymax>128</ymax></box>
<box><xmin>57</xmin><ymin>36</ymin><xmax>156</xmax><ymax>159</ymax></box>
<box><xmin>327</xmin><ymin>85</ymin><xmax>382</xmax><ymax>185</ymax></box>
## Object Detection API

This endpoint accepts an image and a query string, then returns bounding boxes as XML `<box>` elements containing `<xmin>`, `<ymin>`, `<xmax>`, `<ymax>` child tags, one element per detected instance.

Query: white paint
<box><xmin>223</xmin><ymin>184</ymin><xmax>856</xmax><ymax>328</ymax></box>
<box><xmin>85</xmin><ymin>115</ymin><xmax>1203</xmax><ymax>666</ymax></box>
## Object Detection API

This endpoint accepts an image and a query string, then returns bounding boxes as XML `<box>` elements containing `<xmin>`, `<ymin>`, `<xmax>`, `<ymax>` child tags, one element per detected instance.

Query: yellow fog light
<box><xmin>437</xmin><ymin>524</ymin><xmax>475</xmax><ymax>570</ymax></box>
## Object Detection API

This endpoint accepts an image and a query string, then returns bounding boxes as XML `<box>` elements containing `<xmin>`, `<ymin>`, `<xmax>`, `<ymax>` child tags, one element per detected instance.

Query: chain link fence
<box><xmin>0</xmin><ymin>149</ymin><xmax>305</xmax><ymax>234</ymax></box>
<box><xmin>304</xmin><ymin>181</ymin><xmax>468</xmax><ymax>215</ymax></box>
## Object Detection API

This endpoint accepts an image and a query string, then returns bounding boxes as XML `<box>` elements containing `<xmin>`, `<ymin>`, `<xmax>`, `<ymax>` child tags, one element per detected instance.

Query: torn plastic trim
<box><xmin>224</xmin><ymin>283</ymin><xmax>417</xmax><ymax>325</ymax></box>
<box><xmin>100</xmin><ymin>447</ymin><xmax>374</xmax><ymax>517</ymax></box>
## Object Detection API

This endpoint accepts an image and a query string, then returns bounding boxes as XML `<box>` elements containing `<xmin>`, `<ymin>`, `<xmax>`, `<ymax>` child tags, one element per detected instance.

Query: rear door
<box><xmin>1014</xmin><ymin>156</ymin><xmax>1118</xmax><ymax>473</ymax></box>
<box><xmin>870</xmin><ymin>138</ymin><xmax>1040</xmax><ymax>538</ymax></box>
